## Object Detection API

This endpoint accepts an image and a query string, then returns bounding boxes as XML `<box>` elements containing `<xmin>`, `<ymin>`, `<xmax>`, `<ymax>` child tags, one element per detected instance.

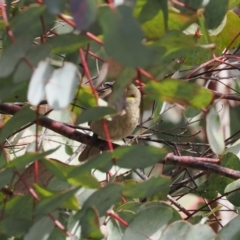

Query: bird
<box><xmin>78</xmin><ymin>83</ymin><xmax>141</xmax><ymax>161</ymax></box>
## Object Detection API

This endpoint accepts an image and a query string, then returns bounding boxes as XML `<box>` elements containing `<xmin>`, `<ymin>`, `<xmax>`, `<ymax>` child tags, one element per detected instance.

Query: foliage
<box><xmin>0</xmin><ymin>0</ymin><xmax>240</xmax><ymax>239</ymax></box>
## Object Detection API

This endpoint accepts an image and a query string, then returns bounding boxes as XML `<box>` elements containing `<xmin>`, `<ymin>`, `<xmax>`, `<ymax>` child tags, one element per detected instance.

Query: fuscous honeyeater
<box><xmin>78</xmin><ymin>84</ymin><xmax>141</xmax><ymax>161</ymax></box>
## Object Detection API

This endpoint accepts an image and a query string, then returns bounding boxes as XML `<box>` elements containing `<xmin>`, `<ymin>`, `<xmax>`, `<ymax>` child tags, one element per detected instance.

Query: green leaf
<box><xmin>206</xmin><ymin>106</ymin><xmax>225</xmax><ymax>155</ymax></box>
<box><xmin>34</xmin><ymin>184</ymin><xmax>79</xmax><ymax>210</ymax></box>
<box><xmin>34</xmin><ymin>187</ymin><xmax>80</xmax><ymax>216</ymax></box>
<box><xmin>108</xmin><ymin>68</ymin><xmax>136</xmax><ymax>109</ymax></box>
<box><xmin>144</xmin><ymin>80</ymin><xmax>213</xmax><ymax>109</ymax></box>
<box><xmin>123</xmin><ymin>205</ymin><xmax>173</xmax><ymax>240</ymax></box>
<box><xmin>11</xmin><ymin>6</ymin><xmax>55</xmax><ymax>39</ymax></box>
<box><xmin>0</xmin><ymin>218</ymin><xmax>32</xmax><ymax>238</ymax></box>
<box><xmin>75</xmin><ymin>85</ymin><xmax>98</xmax><ymax>109</ymax></box>
<box><xmin>134</xmin><ymin>1</ymin><xmax>198</xmax><ymax>40</ymax></box>
<box><xmin>225</xmin><ymin>178</ymin><xmax>240</xmax><ymax>206</ymax></box>
<box><xmin>0</xmin><ymin>37</ymin><xmax>33</xmax><ymax>77</ymax></box>
<box><xmin>152</xmin><ymin>30</ymin><xmax>196</xmax><ymax>62</ymax></box>
<box><xmin>69</xmin><ymin>151</ymin><xmax>113</xmax><ymax>178</ymax></box>
<box><xmin>77</xmin><ymin>184</ymin><xmax>123</xmax><ymax>218</ymax></box>
<box><xmin>184</xmin><ymin>106</ymin><xmax>202</xmax><ymax>118</ymax></box>
<box><xmin>0</xmin><ymin>105</ymin><xmax>36</xmax><ymax>143</ymax></box>
<box><xmin>24</xmin><ymin>213</ymin><xmax>57</xmax><ymax>240</ymax></box>
<box><xmin>76</xmin><ymin>106</ymin><xmax>117</xmax><ymax>124</ymax></box>
<box><xmin>229</xmin><ymin>0</ymin><xmax>240</xmax><ymax>9</ymax></box>
<box><xmin>219</xmin><ymin>215</ymin><xmax>240</xmax><ymax>240</ymax></box>
<box><xmin>13</xmin><ymin>44</ymin><xmax>51</xmax><ymax>83</ymax></box>
<box><xmin>70</xmin><ymin>0</ymin><xmax>97</xmax><ymax>31</ymax></box>
<box><xmin>99</xmin><ymin>5</ymin><xmax>154</xmax><ymax>67</ymax></box>
<box><xmin>211</xmin><ymin>11</ymin><xmax>240</xmax><ymax>54</ymax></box>
<box><xmin>44</xmin><ymin>0</ymin><xmax>66</xmax><ymax>15</ymax></box>
<box><xmin>0</xmin><ymin>168</ymin><xmax>14</xmax><ymax>189</ymax></box>
<box><xmin>0</xmin><ymin>195</ymin><xmax>33</xmax><ymax>220</ymax></box>
<box><xmin>162</xmin><ymin>222</ymin><xmax>216</xmax><ymax>240</ymax></box>
<box><xmin>65</xmin><ymin>144</ymin><xmax>73</xmax><ymax>156</ymax></box>
<box><xmin>122</xmin><ymin>176</ymin><xmax>171</xmax><ymax>199</ymax></box>
<box><xmin>81</xmin><ymin>207</ymin><xmax>103</xmax><ymax>240</ymax></box>
<box><xmin>7</xmin><ymin>149</ymin><xmax>58</xmax><ymax>169</ymax></box>
<box><xmin>114</xmin><ymin>145</ymin><xmax>167</xmax><ymax>169</ymax></box>
<box><xmin>46</xmin><ymin>34</ymin><xmax>90</xmax><ymax>54</ymax></box>
<box><xmin>204</xmin><ymin>0</ymin><xmax>228</xmax><ymax>29</ymax></box>
<box><xmin>42</xmin><ymin>158</ymin><xmax>100</xmax><ymax>188</ymax></box>
<box><xmin>161</xmin><ymin>221</ymin><xmax>191</xmax><ymax>240</ymax></box>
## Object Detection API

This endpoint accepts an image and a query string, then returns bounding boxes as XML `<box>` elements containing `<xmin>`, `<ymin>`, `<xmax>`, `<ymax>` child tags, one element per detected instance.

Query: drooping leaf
<box><xmin>99</xmin><ymin>5</ymin><xmax>154</xmax><ymax>67</ymax></box>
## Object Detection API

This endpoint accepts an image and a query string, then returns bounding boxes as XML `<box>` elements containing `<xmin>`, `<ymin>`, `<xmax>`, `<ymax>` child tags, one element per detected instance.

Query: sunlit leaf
<box><xmin>144</xmin><ymin>80</ymin><xmax>213</xmax><ymax>109</ymax></box>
